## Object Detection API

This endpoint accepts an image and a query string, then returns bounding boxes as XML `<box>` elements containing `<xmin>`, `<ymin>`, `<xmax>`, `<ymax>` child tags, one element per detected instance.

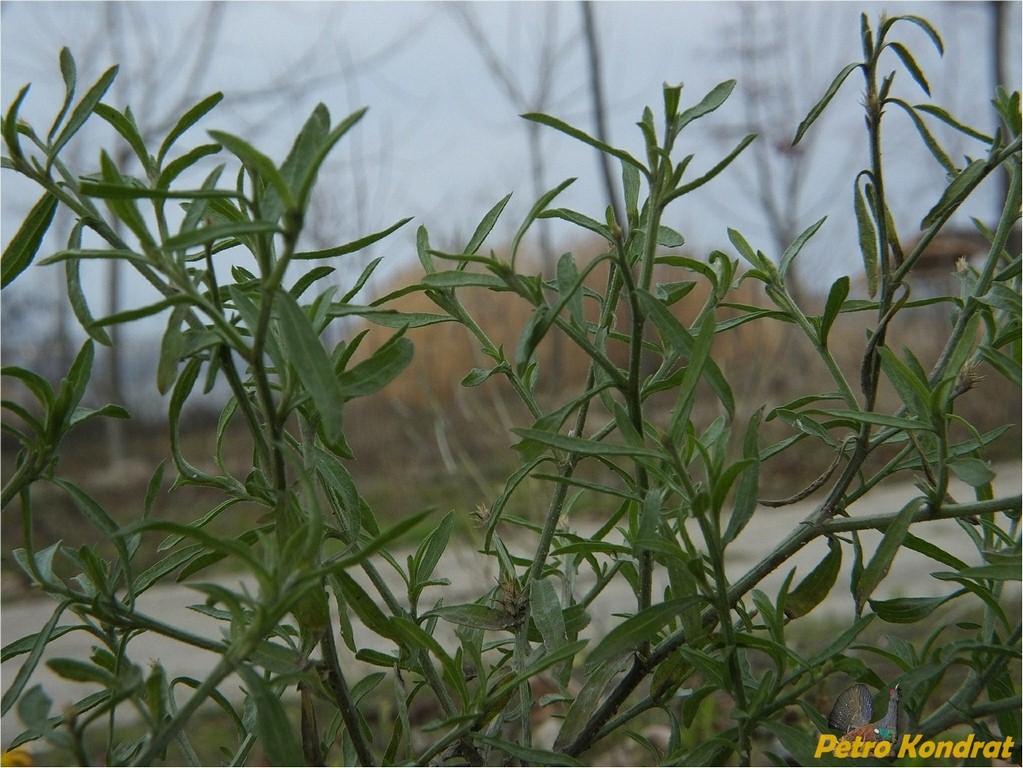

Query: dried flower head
<box><xmin>495</xmin><ymin>576</ymin><xmax>527</xmax><ymax>625</ymax></box>
<box><xmin>471</xmin><ymin>504</ymin><xmax>491</xmax><ymax>529</ymax></box>
<box><xmin>954</xmin><ymin>361</ymin><xmax>985</xmax><ymax>397</ymax></box>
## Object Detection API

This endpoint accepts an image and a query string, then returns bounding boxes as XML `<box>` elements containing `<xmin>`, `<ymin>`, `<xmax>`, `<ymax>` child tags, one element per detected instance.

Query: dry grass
<box><xmin>2</xmin><ymin>239</ymin><xmax>1018</xmax><ymax>589</ymax></box>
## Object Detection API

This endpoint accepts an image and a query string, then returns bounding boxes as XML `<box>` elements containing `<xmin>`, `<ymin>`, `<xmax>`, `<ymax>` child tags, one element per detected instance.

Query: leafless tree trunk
<box><xmin>579</xmin><ymin>2</ymin><xmax>624</xmax><ymax>231</ymax></box>
<box><xmin>990</xmin><ymin>0</ymin><xmax>1011</xmax><ymax>220</ymax></box>
<box><xmin>730</xmin><ymin>4</ymin><xmax>817</xmax><ymax>306</ymax></box>
<box><xmin>52</xmin><ymin>1</ymin><xmax>403</xmax><ymax>465</ymax></box>
<box><xmin>449</xmin><ymin>4</ymin><xmax>580</xmax><ymax>388</ymax></box>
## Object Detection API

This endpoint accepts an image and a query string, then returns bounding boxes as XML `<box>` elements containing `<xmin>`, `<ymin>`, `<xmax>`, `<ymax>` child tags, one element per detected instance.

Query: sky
<box><xmin>1</xmin><ymin>0</ymin><xmax>1020</xmax><ymax>397</ymax></box>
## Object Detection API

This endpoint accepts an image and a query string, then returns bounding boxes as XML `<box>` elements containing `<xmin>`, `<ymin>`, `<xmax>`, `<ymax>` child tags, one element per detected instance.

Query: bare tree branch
<box><xmin>580</xmin><ymin>2</ymin><xmax>624</xmax><ymax>230</ymax></box>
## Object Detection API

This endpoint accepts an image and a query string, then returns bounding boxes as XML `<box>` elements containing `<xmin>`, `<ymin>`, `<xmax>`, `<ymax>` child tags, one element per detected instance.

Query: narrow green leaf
<box><xmin>332</xmin><ymin>571</ymin><xmax>399</xmax><ymax>640</ymax></box>
<box><xmin>422</xmin><ymin>271</ymin><xmax>508</xmax><ymax>290</ymax></box>
<box><xmin>294</xmin><ymin>217</ymin><xmax>411</xmax><ymax>260</ymax></box>
<box><xmin>295</xmin><ymin>106</ymin><xmax>367</xmax><ymax>212</ymax></box>
<box><xmin>806</xmin><ymin>408</ymin><xmax>932</xmax><ymax>431</ymax></box>
<box><xmin>461</xmin><ymin>366</ymin><xmax>500</xmax><ymax>387</ymax></box>
<box><xmin>811</xmin><ymin>614</ymin><xmax>874</xmax><ymax>667</ymax></box>
<box><xmin>51</xmin><ymin>340</ymin><xmax>95</xmax><ymax>436</ymax></box>
<box><xmin>662</xmin><ymin>308</ymin><xmax>716</xmax><ymax>437</ymax></box>
<box><xmin>389</xmin><ymin>616</ymin><xmax>464</xmax><ymax>698</ymax></box>
<box><xmin>888</xmin><ymin>99</ymin><xmax>954</xmax><ymax>173</ymax></box>
<box><xmin>522</xmin><ymin>112</ymin><xmax>646</xmax><ymax>174</ymax></box>
<box><xmin>424</xmin><ymin>603</ymin><xmax>515</xmax><ymax>631</ymax></box>
<box><xmin>978</xmin><ymin>345</ymin><xmax>1022</xmax><ymax>388</ymax></box>
<box><xmin>237</xmin><ymin>667</ymin><xmax>305</xmax><ymax>767</ymax></box>
<box><xmin>93</xmin><ymin>103</ymin><xmax>151</xmax><ymax>171</ymax></box>
<box><xmin>877</xmin><ymin>347</ymin><xmax>931</xmax><ymax>420</ymax></box>
<box><xmin>337</xmin><ymin>335</ymin><xmax>413</xmax><ymax>399</ymax></box>
<box><xmin>855</xmin><ymin>499</ymin><xmax>921</xmax><ymax>614</ymax></box>
<box><xmin>785</xmin><ymin>538</ymin><xmax>842</xmax><ymax>619</ymax></box>
<box><xmin>724</xmin><ymin>407</ymin><xmax>762</xmax><ymax>543</ymax></box>
<box><xmin>1</xmin><ymin>602</ymin><xmax>70</xmax><ymax>715</ymax></box>
<box><xmin>3</xmin><ymin>84</ymin><xmax>31</xmax><ymax>161</ymax></box>
<box><xmin>530</xmin><ymin>579</ymin><xmax>568</xmax><ymax>667</ymax></box>
<box><xmin>339</xmin><ymin>256</ymin><xmax>385</xmax><ymax>303</ymax></box>
<box><xmin>819</xmin><ymin>276</ymin><xmax>850</xmax><ymax>348</ymax></box>
<box><xmin>657</xmin><ymin>225</ymin><xmax>685</xmax><ymax>248</ymax></box>
<box><xmin>157</xmin><ymin>304</ymin><xmax>187</xmax><ymax>394</ymax></box>
<box><xmin>416</xmin><ymin>225</ymin><xmax>435</xmax><ymax>275</ymax></box>
<box><xmin>887</xmin><ymin>41</ymin><xmax>930</xmax><ymax>95</ymax></box>
<box><xmin>891</xmin><ymin>14</ymin><xmax>944</xmax><ymax>56</ymax></box>
<box><xmin>362</xmin><ymin>309</ymin><xmax>450</xmax><ymax>329</ymax></box>
<box><xmin>1</xmin><ymin>191</ymin><xmax>58</xmax><ymax>288</ymax></box>
<box><xmin>465</xmin><ymin>193</ymin><xmax>512</xmax><ymax>255</ymax></box>
<box><xmin>98</xmin><ymin>151</ymin><xmax>154</xmax><ymax>248</ymax></box>
<box><xmin>587</xmin><ymin>598</ymin><xmax>701</xmax><ymax>667</ymax></box>
<box><xmin>52</xmin><ymin>478</ymin><xmax>118</xmax><ymax>539</ymax></box>
<box><xmin>668</xmin><ymin>133</ymin><xmax>756</xmax><ymax>201</ymax></box>
<box><xmin>760</xmin><ymin>720</ymin><xmax>824</xmax><ymax>767</ymax></box>
<box><xmin>556</xmin><ymin>252</ymin><xmax>586</xmax><ymax>326</ymax></box>
<box><xmin>40</xmin><ymin>248</ymin><xmax>150</xmax><ymax>267</ymax></box>
<box><xmin>639</xmin><ymin>291</ymin><xmax>734</xmax><ymax>419</ymax></box>
<box><xmin>793</xmin><ymin>62</ymin><xmax>859</xmax><ymax>146</ymax></box>
<box><xmin>622</xmin><ymin>161</ymin><xmax>640</xmax><ymax>223</ymax></box>
<box><xmin>413</xmin><ymin>511</ymin><xmax>454</xmax><ymax>586</ymax></box>
<box><xmin>208</xmin><ymin>130</ymin><xmax>293</xmax><ymax>210</ymax></box>
<box><xmin>50</xmin><ymin>64</ymin><xmax>118</xmax><ymax>160</ymax></box>
<box><xmin>779</xmin><ymin>217</ymin><xmax>826</xmax><ymax>279</ymax></box>
<box><xmin>93</xmin><ymin>294</ymin><xmax>190</xmax><ymax>327</ymax></box>
<box><xmin>728</xmin><ymin>228</ymin><xmax>766</xmax><ymax>271</ymax></box>
<box><xmin>554</xmin><ymin>656</ymin><xmax>629</xmax><ymax>751</ymax></box>
<box><xmin>47</xmin><ymin>47</ymin><xmax>77</xmax><ymax>143</ymax></box>
<box><xmin>902</xmin><ymin>532</ymin><xmax>968</xmax><ymax>570</ymax></box>
<box><xmin>157</xmin><ymin>92</ymin><xmax>224</xmax><ymax>167</ymax></box>
<box><xmin>675</xmin><ymin>80</ymin><xmax>736</xmax><ymax>134</ymax></box>
<box><xmin>540</xmin><ymin>208</ymin><xmax>612</xmax><ymax>241</ymax></box>
<box><xmin>474</xmin><ymin>734</ymin><xmax>582</xmax><ymax>767</ymax></box>
<box><xmin>510</xmin><ymin>177</ymin><xmax>575</xmax><ymax>266</ymax></box>
<box><xmin>163</xmin><ymin>220</ymin><xmax>280</xmax><ymax>252</ymax></box>
<box><xmin>81</xmin><ymin>181</ymin><xmax>237</xmax><ymax>201</ymax></box>
<box><xmin>921</xmin><ymin>159</ymin><xmax>987</xmax><ymax>230</ymax></box>
<box><xmin>511</xmin><ymin>427</ymin><xmax>662</xmax><ymax>461</ymax></box>
<box><xmin>155</xmin><ymin>143</ymin><xmax>223</xmax><ymax>190</ymax></box>
<box><xmin>854</xmin><ymin>179</ymin><xmax>879</xmax><ymax>297</ymax></box>
<box><xmin>935</xmin><ymin>564</ymin><xmax>1021</xmax><ymax>582</ymax></box>
<box><xmin>47</xmin><ymin>657</ymin><xmax>119</xmax><ymax>686</ymax></box>
<box><xmin>66</xmin><ymin>256</ymin><xmax>112</xmax><ymax>346</ymax></box>
<box><xmin>869</xmin><ymin>593</ymin><xmax>960</xmax><ymax>623</ymax></box>
<box><xmin>275</xmin><ymin>289</ymin><xmax>346</xmax><ymax>444</ymax></box>
<box><xmin>290</xmin><ymin>265</ymin><xmax>335</xmax><ymax>299</ymax></box>
<box><xmin>914</xmin><ymin>104</ymin><xmax>991</xmax><ymax>143</ymax></box>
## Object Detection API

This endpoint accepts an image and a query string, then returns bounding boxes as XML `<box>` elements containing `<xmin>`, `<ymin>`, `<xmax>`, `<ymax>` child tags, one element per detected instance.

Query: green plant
<box><xmin>2</xmin><ymin>12</ymin><xmax>1020</xmax><ymax>767</ymax></box>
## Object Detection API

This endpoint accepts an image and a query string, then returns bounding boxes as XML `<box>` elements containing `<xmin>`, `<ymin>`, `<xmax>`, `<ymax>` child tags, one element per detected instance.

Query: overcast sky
<box><xmin>1</xmin><ymin>1</ymin><xmax>1020</xmax><ymax>376</ymax></box>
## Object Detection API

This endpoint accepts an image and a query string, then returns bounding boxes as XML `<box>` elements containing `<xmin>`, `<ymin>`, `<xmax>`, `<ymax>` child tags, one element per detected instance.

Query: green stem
<box><xmin>561</xmin><ymin>489</ymin><xmax>1020</xmax><ymax>756</ymax></box>
<box><xmin>132</xmin><ymin>657</ymin><xmax>238</xmax><ymax>766</ymax></box>
<box><xmin>321</xmin><ymin>628</ymin><xmax>376</xmax><ymax>766</ymax></box>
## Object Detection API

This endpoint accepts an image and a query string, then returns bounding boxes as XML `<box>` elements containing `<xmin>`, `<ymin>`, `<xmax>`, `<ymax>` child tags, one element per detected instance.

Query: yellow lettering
<box><xmin>934</xmin><ymin>741</ymin><xmax>953</xmax><ymax>758</ymax></box>
<box><xmin>874</xmin><ymin>741</ymin><xmax>891</xmax><ymax>758</ymax></box>
<box><xmin>973</xmin><ymin>740</ymin><xmax>986</xmax><ymax>759</ymax></box>
<box><xmin>815</xmin><ymin>735</ymin><xmax>837</xmax><ymax>758</ymax></box>
<box><xmin>834</xmin><ymin>739</ymin><xmax>851</xmax><ymax>758</ymax></box>
<box><xmin>1002</xmin><ymin>736</ymin><xmax>1016</xmax><ymax>759</ymax></box>
<box><xmin>983</xmin><ymin>741</ymin><xmax>1001</xmax><ymax>759</ymax></box>
<box><xmin>919</xmin><ymin>740</ymin><xmax>935</xmax><ymax>758</ymax></box>
<box><xmin>953</xmin><ymin>733</ymin><xmax>973</xmax><ymax>758</ymax></box>
<box><xmin>899</xmin><ymin>734</ymin><xmax>922</xmax><ymax>757</ymax></box>
<box><xmin>850</xmin><ymin>737</ymin><xmax>868</xmax><ymax>758</ymax></box>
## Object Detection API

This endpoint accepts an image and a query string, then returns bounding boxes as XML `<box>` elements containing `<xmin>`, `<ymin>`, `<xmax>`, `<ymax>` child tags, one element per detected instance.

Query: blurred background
<box><xmin>1</xmin><ymin>2</ymin><xmax>1020</xmax><ymax>579</ymax></box>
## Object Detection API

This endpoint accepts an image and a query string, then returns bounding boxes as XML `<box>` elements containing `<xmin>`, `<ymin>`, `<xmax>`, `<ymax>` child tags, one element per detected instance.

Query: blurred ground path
<box><xmin>2</xmin><ymin>461</ymin><xmax>1019</xmax><ymax>741</ymax></box>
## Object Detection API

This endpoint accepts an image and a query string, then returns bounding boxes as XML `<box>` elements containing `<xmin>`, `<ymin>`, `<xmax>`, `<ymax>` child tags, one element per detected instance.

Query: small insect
<box><xmin>828</xmin><ymin>683</ymin><xmax>901</xmax><ymax>742</ymax></box>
